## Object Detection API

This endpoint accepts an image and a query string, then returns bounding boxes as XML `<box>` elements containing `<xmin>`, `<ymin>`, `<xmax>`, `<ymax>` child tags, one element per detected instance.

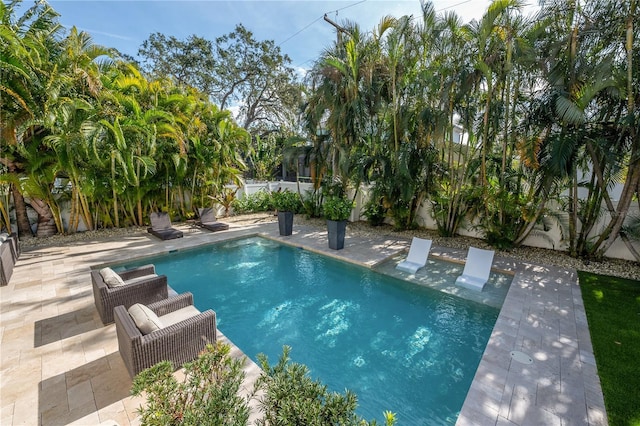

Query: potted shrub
<box><xmin>323</xmin><ymin>195</ymin><xmax>354</xmax><ymax>250</ymax></box>
<box><xmin>272</xmin><ymin>189</ymin><xmax>301</xmax><ymax>236</ymax></box>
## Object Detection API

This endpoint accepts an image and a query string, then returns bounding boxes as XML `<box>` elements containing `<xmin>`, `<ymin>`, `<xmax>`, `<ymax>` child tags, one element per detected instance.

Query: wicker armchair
<box><xmin>92</xmin><ymin>264</ymin><xmax>169</xmax><ymax>324</ymax></box>
<box><xmin>114</xmin><ymin>292</ymin><xmax>217</xmax><ymax>377</ymax></box>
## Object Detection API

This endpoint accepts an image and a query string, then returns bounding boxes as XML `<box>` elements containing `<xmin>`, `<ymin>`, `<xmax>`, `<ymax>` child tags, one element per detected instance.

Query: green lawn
<box><xmin>579</xmin><ymin>271</ymin><xmax>640</xmax><ymax>426</ymax></box>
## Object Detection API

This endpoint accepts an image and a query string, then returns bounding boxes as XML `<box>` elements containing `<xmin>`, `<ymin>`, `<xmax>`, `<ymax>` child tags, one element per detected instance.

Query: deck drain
<box><xmin>510</xmin><ymin>351</ymin><xmax>533</xmax><ymax>364</ymax></box>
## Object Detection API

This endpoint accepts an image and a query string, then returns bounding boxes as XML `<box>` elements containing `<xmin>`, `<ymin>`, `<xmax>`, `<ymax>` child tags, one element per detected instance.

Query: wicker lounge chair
<box><xmin>196</xmin><ymin>207</ymin><xmax>229</xmax><ymax>232</ymax></box>
<box><xmin>148</xmin><ymin>212</ymin><xmax>184</xmax><ymax>240</ymax></box>
<box><xmin>396</xmin><ymin>237</ymin><xmax>432</xmax><ymax>274</ymax></box>
<box><xmin>455</xmin><ymin>246</ymin><xmax>495</xmax><ymax>291</ymax></box>
<box><xmin>92</xmin><ymin>264</ymin><xmax>169</xmax><ymax>324</ymax></box>
<box><xmin>114</xmin><ymin>292</ymin><xmax>217</xmax><ymax>377</ymax></box>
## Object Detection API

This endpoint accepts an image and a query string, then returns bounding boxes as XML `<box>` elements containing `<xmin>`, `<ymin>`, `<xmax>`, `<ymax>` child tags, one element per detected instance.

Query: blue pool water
<box><xmin>117</xmin><ymin>237</ymin><xmax>499</xmax><ymax>425</ymax></box>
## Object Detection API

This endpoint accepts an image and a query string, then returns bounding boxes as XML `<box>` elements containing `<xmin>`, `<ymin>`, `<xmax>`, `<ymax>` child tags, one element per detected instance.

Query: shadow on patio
<box><xmin>39</xmin><ymin>353</ymin><xmax>133</xmax><ymax>425</ymax></box>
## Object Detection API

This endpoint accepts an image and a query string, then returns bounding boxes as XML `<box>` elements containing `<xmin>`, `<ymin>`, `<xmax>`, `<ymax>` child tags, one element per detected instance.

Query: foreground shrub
<box><xmin>255</xmin><ymin>346</ymin><xmax>396</xmax><ymax>426</ymax></box>
<box><xmin>132</xmin><ymin>344</ymin><xmax>396</xmax><ymax>425</ymax></box>
<box><xmin>132</xmin><ymin>343</ymin><xmax>249</xmax><ymax>426</ymax></box>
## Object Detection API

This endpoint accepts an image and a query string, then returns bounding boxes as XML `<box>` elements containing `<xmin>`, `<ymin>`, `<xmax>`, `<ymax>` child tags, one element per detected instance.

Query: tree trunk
<box><xmin>111</xmin><ymin>154</ymin><xmax>120</xmax><ymax>228</ymax></box>
<box><xmin>594</xmin><ymin>1</ymin><xmax>638</xmax><ymax>259</ymax></box>
<box><xmin>480</xmin><ymin>79</ymin><xmax>492</xmax><ymax>187</ymax></box>
<box><xmin>11</xmin><ymin>184</ymin><xmax>33</xmax><ymax>238</ymax></box>
<box><xmin>31</xmin><ymin>198</ymin><xmax>57</xmax><ymax>237</ymax></box>
<box><xmin>595</xmin><ymin>159</ymin><xmax>640</xmax><ymax>258</ymax></box>
<box><xmin>514</xmin><ymin>195</ymin><xmax>548</xmax><ymax>246</ymax></box>
<box><xmin>568</xmin><ymin>167</ymin><xmax>578</xmax><ymax>257</ymax></box>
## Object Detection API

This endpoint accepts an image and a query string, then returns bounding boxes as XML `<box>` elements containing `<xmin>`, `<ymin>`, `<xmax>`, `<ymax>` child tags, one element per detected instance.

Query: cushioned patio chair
<box><xmin>196</xmin><ymin>207</ymin><xmax>229</xmax><ymax>232</ymax></box>
<box><xmin>396</xmin><ymin>237</ymin><xmax>433</xmax><ymax>274</ymax></box>
<box><xmin>92</xmin><ymin>264</ymin><xmax>169</xmax><ymax>324</ymax></box>
<box><xmin>0</xmin><ymin>239</ymin><xmax>14</xmax><ymax>287</ymax></box>
<box><xmin>148</xmin><ymin>212</ymin><xmax>184</xmax><ymax>240</ymax></box>
<box><xmin>455</xmin><ymin>246</ymin><xmax>495</xmax><ymax>291</ymax></box>
<box><xmin>1</xmin><ymin>232</ymin><xmax>20</xmax><ymax>262</ymax></box>
<box><xmin>114</xmin><ymin>292</ymin><xmax>217</xmax><ymax>377</ymax></box>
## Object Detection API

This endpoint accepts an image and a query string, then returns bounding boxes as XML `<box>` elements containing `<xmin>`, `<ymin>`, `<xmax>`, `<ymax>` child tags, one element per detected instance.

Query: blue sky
<box><xmin>46</xmin><ymin>0</ymin><xmax>529</xmax><ymax>72</ymax></box>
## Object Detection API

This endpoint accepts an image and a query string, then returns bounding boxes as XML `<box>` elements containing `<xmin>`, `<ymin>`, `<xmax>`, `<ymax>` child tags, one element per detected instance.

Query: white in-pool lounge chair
<box><xmin>396</xmin><ymin>237</ymin><xmax>432</xmax><ymax>274</ymax></box>
<box><xmin>455</xmin><ymin>246</ymin><xmax>495</xmax><ymax>291</ymax></box>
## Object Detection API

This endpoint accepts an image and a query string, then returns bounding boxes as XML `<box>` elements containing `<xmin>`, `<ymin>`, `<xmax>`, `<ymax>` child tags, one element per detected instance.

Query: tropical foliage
<box><xmin>231</xmin><ymin>190</ymin><xmax>273</xmax><ymax>214</ymax></box>
<box><xmin>302</xmin><ymin>0</ymin><xmax>640</xmax><ymax>259</ymax></box>
<box><xmin>0</xmin><ymin>0</ymin><xmax>249</xmax><ymax>235</ymax></box>
<box><xmin>1</xmin><ymin>0</ymin><xmax>638</xmax><ymax>262</ymax></box>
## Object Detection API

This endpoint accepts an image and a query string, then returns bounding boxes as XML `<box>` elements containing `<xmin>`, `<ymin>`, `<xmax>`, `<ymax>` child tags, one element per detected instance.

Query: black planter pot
<box><xmin>326</xmin><ymin>219</ymin><xmax>347</xmax><ymax>250</ymax></box>
<box><xmin>278</xmin><ymin>211</ymin><xmax>294</xmax><ymax>236</ymax></box>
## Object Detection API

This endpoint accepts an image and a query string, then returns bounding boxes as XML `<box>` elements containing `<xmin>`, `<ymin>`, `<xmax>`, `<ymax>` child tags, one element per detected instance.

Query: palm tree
<box><xmin>424</xmin><ymin>5</ymin><xmax>477</xmax><ymax>236</ymax></box>
<box><xmin>513</xmin><ymin>0</ymin><xmax>640</xmax><ymax>260</ymax></box>
<box><xmin>0</xmin><ymin>0</ymin><xmax>62</xmax><ymax>237</ymax></box>
<box><xmin>43</xmin><ymin>97</ymin><xmax>97</xmax><ymax>232</ymax></box>
<box><xmin>306</xmin><ymin>21</ymin><xmax>373</xmax><ymax>190</ymax></box>
<box><xmin>17</xmin><ymin>141</ymin><xmax>63</xmax><ymax>236</ymax></box>
<box><xmin>462</xmin><ymin>0</ymin><xmax>520</xmax><ymax>190</ymax></box>
<box><xmin>588</xmin><ymin>0</ymin><xmax>640</xmax><ymax>259</ymax></box>
<box><xmin>39</xmin><ymin>28</ymin><xmax>115</xmax><ymax>232</ymax></box>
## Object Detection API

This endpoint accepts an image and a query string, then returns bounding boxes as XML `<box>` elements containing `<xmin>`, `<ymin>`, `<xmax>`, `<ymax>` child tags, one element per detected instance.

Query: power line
<box><xmin>278</xmin><ymin>16</ymin><xmax>323</xmax><ymax>46</ymax></box>
<box><xmin>435</xmin><ymin>0</ymin><xmax>473</xmax><ymax>12</ymax></box>
<box><xmin>277</xmin><ymin>0</ymin><xmax>367</xmax><ymax>47</ymax></box>
<box><xmin>331</xmin><ymin>0</ymin><xmax>368</xmax><ymax>14</ymax></box>
<box><xmin>281</xmin><ymin>0</ymin><xmax>477</xmax><ymax>47</ymax></box>
<box><xmin>284</xmin><ymin>0</ymin><xmax>476</xmax><ymax>67</ymax></box>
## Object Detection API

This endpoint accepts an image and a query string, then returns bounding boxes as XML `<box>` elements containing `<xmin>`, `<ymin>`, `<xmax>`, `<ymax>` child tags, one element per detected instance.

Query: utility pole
<box><xmin>323</xmin><ymin>13</ymin><xmax>349</xmax><ymax>44</ymax></box>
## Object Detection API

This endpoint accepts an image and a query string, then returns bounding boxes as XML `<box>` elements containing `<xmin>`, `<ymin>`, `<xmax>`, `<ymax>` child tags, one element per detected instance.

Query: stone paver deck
<box><xmin>0</xmin><ymin>221</ymin><xmax>607</xmax><ymax>425</ymax></box>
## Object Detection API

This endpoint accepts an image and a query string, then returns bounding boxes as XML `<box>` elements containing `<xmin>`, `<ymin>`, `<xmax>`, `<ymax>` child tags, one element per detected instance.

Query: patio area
<box><xmin>0</xmin><ymin>220</ymin><xmax>607</xmax><ymax>425</ymax></box>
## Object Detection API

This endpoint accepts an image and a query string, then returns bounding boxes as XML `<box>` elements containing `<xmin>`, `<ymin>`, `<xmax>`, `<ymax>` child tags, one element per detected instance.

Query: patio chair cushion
<box><xmin>149</xmin><ymin>212</ymin><xmax>172</xmax><ymax>231</ymax></box>
<box><xmin>128</xmin><ymin>303</ymin><xmax>163</xmax><ymax>334</ymax></box>
<box><xmin>159</xmin><ymin>305</ymin><xmax>201</xmax><ymax>328</ymax></box>
<box><xmin>197</xmin><ymin>207</ymin><xmax>217</xmax><ymax>224</ymax></box>
<box><xmin>195</xmin><ymin>208</ymin><xmax>229</xmax><ymax>232</ymax></box>
<box><xmin>100</xmin><ymin>267</ymin><xmax>126</xmax><ymax>288</ymax></box>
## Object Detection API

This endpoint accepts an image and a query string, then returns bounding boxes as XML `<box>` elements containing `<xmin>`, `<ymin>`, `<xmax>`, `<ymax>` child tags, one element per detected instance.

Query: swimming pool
<box><xmin>117</xmin><ymin>236</ymin><xmax>499</xmax><ymax>424</ymax></box>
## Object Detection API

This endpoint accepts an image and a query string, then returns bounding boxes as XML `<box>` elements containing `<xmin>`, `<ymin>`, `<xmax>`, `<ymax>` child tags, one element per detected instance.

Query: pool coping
<box><xmin>0</xmin><ymin>221</ymin><xmax>607</xmax><ymax>425</ymax></box>
<box><xmin>454</xmin><ymin>254</ymin><xmax>608</xmax><ymax>425</ymax></box>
